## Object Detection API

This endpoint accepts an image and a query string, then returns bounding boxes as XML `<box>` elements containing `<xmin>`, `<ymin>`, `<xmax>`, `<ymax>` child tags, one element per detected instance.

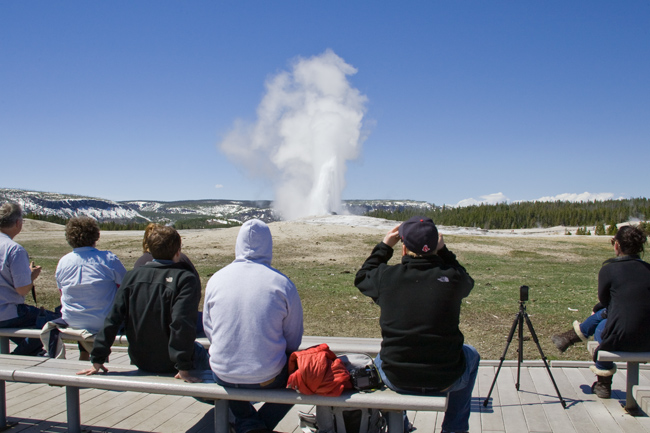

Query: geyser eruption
<box><xmin>219</xmin><ymin>49</ymin><xmax>368</xmax><ymax>220</ymax></box>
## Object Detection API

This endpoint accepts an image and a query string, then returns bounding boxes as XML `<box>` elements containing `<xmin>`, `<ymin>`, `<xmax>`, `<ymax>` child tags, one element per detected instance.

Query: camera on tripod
<box><xmin>520</xmin><ymin>285</ymin><xmax>529</xmax><ymax>302</ymax></box>
<box><xmin>483</xmin><ymin>283</ymin><xmax>567</xmax><ymax>408</ymax></box>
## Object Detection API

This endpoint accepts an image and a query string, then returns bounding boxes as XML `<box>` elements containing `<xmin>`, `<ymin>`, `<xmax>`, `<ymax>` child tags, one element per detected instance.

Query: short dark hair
<box><xmin>614</xmin><ymin>225</ymin><xmax>647</xmax><ymax>255</ymax></box>
<box><xmin>147</xmin><ymin>225</ymin><xmax>181</xmax><ymax>260</ymax></box>
<box><xmin>65</xmin><ymin>216</ymin><xmax>100</xmax><ymax>248</ymax></box>
<box><xmin>0</xmin><ymin>202</ymin><xmax>22</xmax><ymax>228</ymax></box>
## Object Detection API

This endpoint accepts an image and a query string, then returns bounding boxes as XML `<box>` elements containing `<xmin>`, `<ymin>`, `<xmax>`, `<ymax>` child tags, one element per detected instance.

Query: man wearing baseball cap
<box><xmin>355</xmin><ymin>216</ymin><xmax>479</xmax><ymax>433</ymax></box>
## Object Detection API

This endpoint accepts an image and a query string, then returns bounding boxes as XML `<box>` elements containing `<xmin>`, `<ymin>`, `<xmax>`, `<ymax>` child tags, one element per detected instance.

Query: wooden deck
<box><xmin>4</xmin><ymin>347</ymin><xmax>650</xmax><ymax>433</ymax></box>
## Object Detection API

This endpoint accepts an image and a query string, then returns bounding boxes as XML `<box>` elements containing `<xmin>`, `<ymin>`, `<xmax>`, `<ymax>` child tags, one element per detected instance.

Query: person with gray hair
<box><xmin>0</xmin><ymin>202</ymin><xmax>60</xmax><ymax>355</ymax></box>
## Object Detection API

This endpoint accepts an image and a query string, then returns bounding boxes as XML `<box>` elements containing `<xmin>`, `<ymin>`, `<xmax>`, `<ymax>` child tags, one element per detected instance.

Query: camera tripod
<box><xmin>483</xmin><ymin>295</ymin><xmax>567</xmax><ymax>408</ymax></box>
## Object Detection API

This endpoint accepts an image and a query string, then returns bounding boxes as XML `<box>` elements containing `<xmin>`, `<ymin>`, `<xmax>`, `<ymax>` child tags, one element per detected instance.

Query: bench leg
<box><xmin>66</xmin><ymin>386</ymin><xmax>81</xmax><ymax>433</ymax></box>
<box><xmin>213</xmin><ymin>399</ymin><xmax>230</xmax><ymax>433</ymax></box>
<box><xmin>625</xmin><ymin>362</ymin><xmax>640</xmax><ymax>412</ymax></box>
<box><xmin>0</xmin><ymin>380</ymin><xmax>5</xmax><ymax>429</ymax></box>
<box><xmin>385</xmin><ymin>410</ymin><xmax>404</xmax><ymax>433</ymax></box>
<box><xmin>0</xmin><ymin>380</ymin><xmax>16</xmax><ymax>432</ymax></box>
<box><xmin>0</xmin><ymin>337</ymin><xmax>9</xmax><ymax>355</ymax></box>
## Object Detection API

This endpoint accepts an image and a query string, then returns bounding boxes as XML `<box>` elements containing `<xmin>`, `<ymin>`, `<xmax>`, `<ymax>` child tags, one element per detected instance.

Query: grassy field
<box><xmin>17</xmin><ymin>223</ymin><xmax>611</xmax><ymax>362</ymax></box>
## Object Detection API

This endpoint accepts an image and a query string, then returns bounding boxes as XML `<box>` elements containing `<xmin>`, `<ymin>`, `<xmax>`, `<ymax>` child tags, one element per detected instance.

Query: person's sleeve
<box><xmin>202</xmin><ymin>277</ymin><xmax>217</xmax><ymax>344</ymax></box>
<box><xmin>109</xmin><ymin>253</ymin><xmax>127</xmax><ymax>285</ymax></box>
<box><xmin>354</xmin><ymin>242</ymin><xmax>393</xmax><ymax>301</ymax></box>
<box><xmin>597</xmin><ymin>265</ymin><xmax>612</xmax><ymax>308</ymax></box>
<box><xmin>9</xmin><ymin>245</ymin><xmax>32</xmax><ymax>289</ymax></box>
<box><xmin>55</xmin><ymin>258</ymin><xmax>64</xmax><ymax>291</ymax></box>
<box><xmin>283</xmin><ymin>282</ymin><xmax>304</xmax><ymax>353</ymax></box>
<box><xmin>169</xmin><ymin>274</ymin><xmax>200</xmax><ymax>371</ymax></box>
<box><xmin>592</xmin><ymin>302</ymin><xmax>605</xmax><ymax>313</ymax></box>
<box><xmin>91</xmin><ymin>283</ymin><xmax>128</xmax><ymax>364</ymax></box>
<box><xmin>438</xmin><ymin>246</ymin><xmax>475</xmax><ymax>298</ymax></box>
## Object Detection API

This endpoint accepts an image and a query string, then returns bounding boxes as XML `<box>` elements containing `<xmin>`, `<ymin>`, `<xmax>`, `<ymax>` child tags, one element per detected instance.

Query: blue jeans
<box><xmin>0</xmin><ymin>304</ymin><xmax>61</xmax><ymax>356</ymax></box>
<box><xmin>579</xmin><ymin>309</ymin><xmax>613</xmax><ymax>371</ymax></box>
<box><xmin>376</xmin><ymin>344</ymin><xmax>480</xmax><ymax>433</ymax></box>
<box><xmin>192</xmin><ymin>341</ymin><xmax>210</xmax><ymax>370</ymax></box>
<box><xmin>212</xmin><ymin>363</ymin><xmax>292</xmax><ymax>433</ymax></box>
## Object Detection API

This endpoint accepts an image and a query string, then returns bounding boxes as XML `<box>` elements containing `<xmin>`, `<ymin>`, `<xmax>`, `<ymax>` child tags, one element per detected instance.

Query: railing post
<box><xmin>385</xmin><ymin>410</ymin><xmax>404</xmax><ymax>433</ymax></box>
<box><xmin>626</xmin><ymin>361</ymin><xmax>640</xmax><ymax>412</ymax></box>
<box><xmin>0</xmin><ymin>337</ymin><xmax>9</xmax><ymax>355</ymax></box>
<box><xmin>213</xmin><ymin>399</ymin><xmax>230</xmax><ymax>433</ymax></box>
<box><xmin>66</xmin><ymin>386</ymin><xmax>81</xmax><ymax>433</ymax></box>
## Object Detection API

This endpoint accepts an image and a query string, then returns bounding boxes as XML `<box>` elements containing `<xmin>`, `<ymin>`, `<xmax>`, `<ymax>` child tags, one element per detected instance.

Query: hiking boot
<box><xmin>589</xmin><ymin>365</ymin><xmax>616</xmax><ymax>399</ymax></box>
<box><xmin>551</xmin><ymin>321</ymin><xmax>585</xmax><ymax>353</ymax></box>
<box><xmin>591</xmin><ymin>375</ymin><xmax>613</xmax><ymax>399</ymax></box>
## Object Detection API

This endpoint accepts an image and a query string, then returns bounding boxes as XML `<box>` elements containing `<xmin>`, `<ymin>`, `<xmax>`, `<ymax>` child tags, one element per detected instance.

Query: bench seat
<box><xmin>0</xmin><ymin>354</ymin><xmax>446</xmax><ymax>433</ymax></box>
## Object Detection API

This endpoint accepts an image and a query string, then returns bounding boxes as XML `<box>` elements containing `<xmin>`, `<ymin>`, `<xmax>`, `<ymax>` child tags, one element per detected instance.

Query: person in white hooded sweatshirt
<box><xmin>203</xmin><ymin>219</ymin><xmax>303</xmax><ymax>433</ymax></box>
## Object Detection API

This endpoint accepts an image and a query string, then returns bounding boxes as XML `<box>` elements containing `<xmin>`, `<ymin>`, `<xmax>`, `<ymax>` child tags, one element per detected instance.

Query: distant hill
<box><xmin>1</xmin><ymin>188</ymin><xmax>146</xmax><ymax>222</ymax></box>
<box><xmin>0</xmin><ymin>188</ymin><xmax>434</xmax><ymax>225</ymax></box>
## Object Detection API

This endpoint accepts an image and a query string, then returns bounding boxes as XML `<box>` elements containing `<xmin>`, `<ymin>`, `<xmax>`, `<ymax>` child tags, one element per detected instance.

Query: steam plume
<box><xmin>219</xmin><ymin>49</ymin><xmax>368</xmax><ymax>220</ymax></box>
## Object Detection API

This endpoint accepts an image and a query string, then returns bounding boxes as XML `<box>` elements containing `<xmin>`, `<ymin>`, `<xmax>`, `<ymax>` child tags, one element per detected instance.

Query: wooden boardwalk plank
<box><xmin>515</xmin><ymin>367</ymin><xmax>551</xmax><ymax>432</ymax></box>
<box><xmin>469</xmin><ymin>371</ymin><xmax>482</xmax><ymax>433</ymax></box>
<box><xmin>477</xmin><ymin>365</ymin><xmax>505</xmax><ymax>432</ymax></box>
<box><xmin>577</xmin><ymin>367</ymin><xmax>649</xmax><ymax>433</ymax></box>
<box><xmin>550</xmin><ymin>366</ymin><xmax>598</xmax><ymax>433</ymax></box>
<box><xmin>529</xmin><ymin>366</ymin><xmax>577</xmax><ymax>433</ymax></box>
<box><xmin>495</xmin><ymin>366</ymin><xmax>528</xmax><ymax>432</ymax></box>
<box><xmin>563</xmin><ymin>366</ymin><xmax>624</xmax><ymax>433</ymax></box>
<box><xmin>5</xmin><ymin>355</ymin><xmax>650</xmax><ymax>432</ymax></box>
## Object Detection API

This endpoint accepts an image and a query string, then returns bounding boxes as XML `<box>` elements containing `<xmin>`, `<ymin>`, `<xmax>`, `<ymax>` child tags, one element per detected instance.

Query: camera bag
<box><xmin>300</xmin><ymin>353</ymin><xmax>386</xmax><ymax>433</ymax></box>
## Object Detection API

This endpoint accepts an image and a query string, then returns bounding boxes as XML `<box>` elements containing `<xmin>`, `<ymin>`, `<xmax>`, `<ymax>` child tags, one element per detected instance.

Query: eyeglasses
<box><xmin>610</xmin><ymin>238</ymin><xmax>617</xmax><ymax>246</ymax></box>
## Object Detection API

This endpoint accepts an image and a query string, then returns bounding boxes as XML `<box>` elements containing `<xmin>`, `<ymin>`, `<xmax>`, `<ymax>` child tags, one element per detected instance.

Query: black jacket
<box><xmin>91</xmin><ymin>261</ymin><xmax>201</xmax><ymax>373</ymax></box>
<box><xmin>597</xmin><ymin>255</ymin><xmax>650</xmax><ymax>353</ymax></box>
<box><xmin>355</xmin><ymin>242</ymin><xmax>474</xmax><ymax>390</ymax></box>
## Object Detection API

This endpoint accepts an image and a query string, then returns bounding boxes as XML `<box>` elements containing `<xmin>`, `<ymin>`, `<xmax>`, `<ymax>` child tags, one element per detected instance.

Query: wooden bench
<box><xmin>0</xmin><ymin>328</ymin><xmax>382</xmax><ymax>355</ymax></box>
<box><xmin>588</xmin><ymin>341</ymin><xmax>650</xmax><ymax>413</ymax></box>
<box><xmin>0</xmin><ymin>354</ymin><xmax>447</xmax><ymax>433</ymax></box>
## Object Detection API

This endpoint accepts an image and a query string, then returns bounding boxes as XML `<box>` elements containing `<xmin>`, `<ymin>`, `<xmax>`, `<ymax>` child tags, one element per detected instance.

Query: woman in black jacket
<box><xmin>551</xmin><ymin>225</ymin><xmax>650</xmax><ymax>398</ymax></box>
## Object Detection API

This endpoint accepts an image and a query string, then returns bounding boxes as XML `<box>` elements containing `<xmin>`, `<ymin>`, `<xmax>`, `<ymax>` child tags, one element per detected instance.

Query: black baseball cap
<box><xmin>398</xmin><ymin>216</ymin><xmax>438</xmax><ymax>254</ymax></box>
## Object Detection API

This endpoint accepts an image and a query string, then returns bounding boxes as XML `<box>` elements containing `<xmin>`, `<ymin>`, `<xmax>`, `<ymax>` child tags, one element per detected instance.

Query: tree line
<box><xmin>366</xmin><ymin>198</ymin><xmax>650</xmax><ymax>231</ymax></box>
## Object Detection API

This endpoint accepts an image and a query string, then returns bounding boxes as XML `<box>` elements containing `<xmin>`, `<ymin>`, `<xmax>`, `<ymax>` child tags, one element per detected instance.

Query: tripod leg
<box><xmin>483</xmin><ymin>312</ymin><xmax>520</xmax><ymax>407</ymax></box>
<box><xmin>517</xmin><ymin>312</ymin><xmax>524</xmax><ymax>390</ymax></box>
<box><xmin>524</xmin><ymin>312</ymin><xmax>567</xmax><ymax>408</ymax></box>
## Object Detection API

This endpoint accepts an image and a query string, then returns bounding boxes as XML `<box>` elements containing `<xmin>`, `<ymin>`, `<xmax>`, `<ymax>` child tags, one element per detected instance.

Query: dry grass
<box><xmin>16</xmin><ymin>218</ymin><xmax>611</xmax><ymax>361</ymax></box>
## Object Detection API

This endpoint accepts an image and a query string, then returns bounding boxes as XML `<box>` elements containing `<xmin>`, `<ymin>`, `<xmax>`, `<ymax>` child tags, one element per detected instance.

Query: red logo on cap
<box><xmin>422</xmin><ymin>245</ymin><xmax>430</xmax><ymax>253</ymax></box>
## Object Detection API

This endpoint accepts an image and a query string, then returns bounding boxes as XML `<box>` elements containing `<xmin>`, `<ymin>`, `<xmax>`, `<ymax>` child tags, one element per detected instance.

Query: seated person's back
<box><xmin>56</xmin><ymin>216</ymin><xmax>126</xmax><ymax>334</ymax></box>
<box><xmin>81</xmin><ymin>225</ymin><xmax>208</xmax><ymax>382</ymax></box>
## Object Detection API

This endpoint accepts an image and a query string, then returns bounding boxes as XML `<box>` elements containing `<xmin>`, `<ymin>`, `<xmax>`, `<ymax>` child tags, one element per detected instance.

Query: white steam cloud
<box><xmin>219</xmin><ymin>49</ymin><xmax>368</xmax><ymax>220</ymax></box>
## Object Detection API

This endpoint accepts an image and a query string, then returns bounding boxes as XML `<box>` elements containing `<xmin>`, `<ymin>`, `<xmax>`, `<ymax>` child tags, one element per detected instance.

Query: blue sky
<box><xmin>2</xmin><ymin>1</ymin><xmax>648</xmax><ymax>209</ymax></box>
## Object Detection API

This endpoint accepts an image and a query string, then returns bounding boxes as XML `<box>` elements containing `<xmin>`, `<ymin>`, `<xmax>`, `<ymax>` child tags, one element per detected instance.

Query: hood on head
<box><xmin>235</xmin><ymin>219</ymin><xmax>273</xmax><ymax>265</ymax></box>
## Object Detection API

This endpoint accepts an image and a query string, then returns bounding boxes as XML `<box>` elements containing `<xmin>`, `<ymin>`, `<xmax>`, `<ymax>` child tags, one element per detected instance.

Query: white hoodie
<box><xmin>203</xmin><ymin>219</ymin><xmax>304</xmax><ymax>383</ymax></box>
